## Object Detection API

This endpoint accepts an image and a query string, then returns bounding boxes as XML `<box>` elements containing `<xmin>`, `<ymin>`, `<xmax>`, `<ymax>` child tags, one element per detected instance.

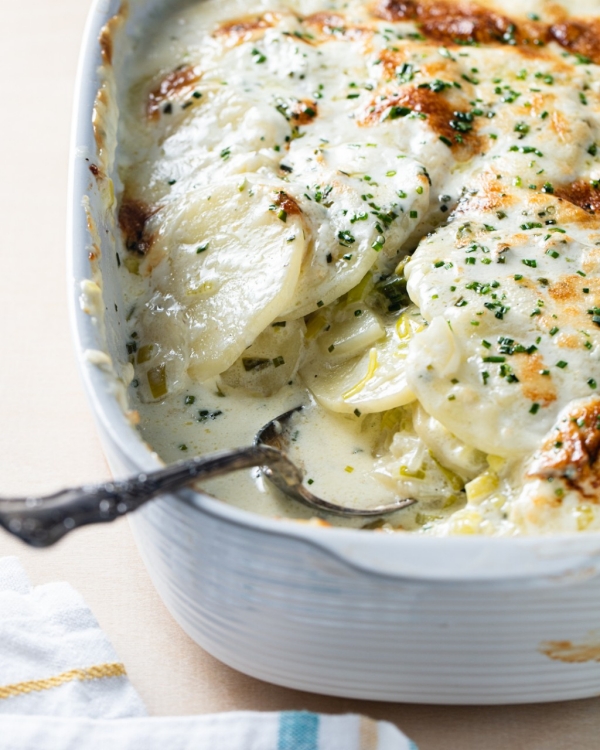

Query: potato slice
<box><xmin>133</xmin><ymin>293</ymin><xmax>190</xmax><ymax>403</ymax></box>
<box><xmin>413</xmin><ymin>405</ymin><xmax>487</xmax><ymax>481</ymax></box>
<box><xmin>147</xmin><ymin>178</ymin><xmax>306</xmax><ymax>381</ymax></box>
<box><xmin>280</xmin><ymin>143</ymin><xmax>429</xmax><ymax>318</ymax></box>
<box><xmin>219</xmin><ymin>318</ymin><xmax>306</xmax><ymax>397</ymax></box>
<box><xmin>301</xmin><ymin>306</ymin><xmax>423</xmax><ymax>414</ymax></box>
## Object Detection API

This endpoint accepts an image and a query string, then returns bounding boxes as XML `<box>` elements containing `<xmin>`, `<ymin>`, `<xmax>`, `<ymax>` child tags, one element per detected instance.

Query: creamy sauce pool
<box><xmin>135</xmin><ymin>374</ymin><xmax>459</xmax><ymax>530</ymax></box>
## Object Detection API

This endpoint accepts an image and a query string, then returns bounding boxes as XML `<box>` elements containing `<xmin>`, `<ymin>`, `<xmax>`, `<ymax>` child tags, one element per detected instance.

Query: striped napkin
<box><xmin>0</xmin><ymin>557</ymin><xmax>417</xmax><ymax>749</ymax></box>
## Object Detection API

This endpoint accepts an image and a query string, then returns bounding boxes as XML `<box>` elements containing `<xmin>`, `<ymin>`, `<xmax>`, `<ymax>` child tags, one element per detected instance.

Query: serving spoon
<box><xmin>0</xmin><ymin>406</ymin><xmax>416</xmax><ymax>548</ymax></box>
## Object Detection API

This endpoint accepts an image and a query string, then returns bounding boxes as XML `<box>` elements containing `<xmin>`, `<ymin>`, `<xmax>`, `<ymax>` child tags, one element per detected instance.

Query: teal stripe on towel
<box><xmin>278</xmin><ymin>712</ymin><xmax>320</xmax><ymax>750</ymax></box>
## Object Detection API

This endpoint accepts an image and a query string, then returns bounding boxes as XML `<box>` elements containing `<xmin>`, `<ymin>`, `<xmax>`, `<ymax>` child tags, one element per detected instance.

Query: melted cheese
<box><xmin>114</xmin><ymin>0</ymin><xmax>600</xmax><ymax>535</ymax></box>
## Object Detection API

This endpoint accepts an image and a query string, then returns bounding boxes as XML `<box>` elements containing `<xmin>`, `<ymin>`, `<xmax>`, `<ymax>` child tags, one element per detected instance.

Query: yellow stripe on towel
<box><xmin>359</xmin><ymin>716</ymin><xmax>379</xmax><ymax>750</ymax></box>
<box><xmin>0</xmin><ymin>662</ymin><xmax>127</xmax><ymax>700</ymax></box>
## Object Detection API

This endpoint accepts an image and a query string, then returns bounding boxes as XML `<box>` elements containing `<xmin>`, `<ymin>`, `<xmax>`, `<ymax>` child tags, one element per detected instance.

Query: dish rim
<box><xmin>67</xmin><ymin>0</ymin><xmax>600</xmax><ymax>584</ymax></box>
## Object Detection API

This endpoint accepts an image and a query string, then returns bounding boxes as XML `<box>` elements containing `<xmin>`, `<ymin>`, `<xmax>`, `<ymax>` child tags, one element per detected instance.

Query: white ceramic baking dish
<box><xmin>68</xmin><ymin>0</ymin><xmax>600</xmax><ymax>704</ymax></box>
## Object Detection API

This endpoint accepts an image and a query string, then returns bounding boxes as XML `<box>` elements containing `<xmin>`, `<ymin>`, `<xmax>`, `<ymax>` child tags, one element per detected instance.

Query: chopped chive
<box><xmin>372</xmin><ymin>235</ymin><xmax>385</xmax><ymax>251</ymax></box>
<box><xmin>338</xmin><ymin>230</ymin><xmax>355</xmax><ymax>246</ymax></box>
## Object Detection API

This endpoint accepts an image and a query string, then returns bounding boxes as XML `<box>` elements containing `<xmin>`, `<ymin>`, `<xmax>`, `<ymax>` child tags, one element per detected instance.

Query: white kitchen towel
<box><xmin>0</xmin><ymin>557</ymin><xmax>417</xmax><ymax>750</ymax></box>
<box><xmin>0</xmin><ymin>556</ymin><xmax>147</xmax><ymax>719</ymax></box>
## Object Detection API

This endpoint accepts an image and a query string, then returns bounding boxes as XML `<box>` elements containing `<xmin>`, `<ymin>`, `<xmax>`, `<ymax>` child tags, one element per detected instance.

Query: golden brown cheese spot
<box><xmin>513</xmin><ymin>353</ymin><xmax>557</xmax><ymax>406</ymax></box>
<box><xmin>419</xmin><ymin>5</ymin><xmax>519</xmax><ymax>47</ymax></box>
<box><xmin>118</xmin><ymin>197</ymin><xmax>158</xmax><ymax>255</ymax></box>
<box><xmin>272</xmin><ymin>191</ymin><xmax>302</xmax><ymax>216</ymax></box>
<box><xmin>99</xmin><ymin>25</ymin><xmax>113</xmax><ymax>66</ymax></box>
<box><xmin>303</xmin><ymin>11</ymin><xmax>346</xmax><ymax>29</ymax></box>
<box><xmin>459</xmin><ymin>177</ymin><xmax>518</xmax><ymax>214</ymax></box>
<box><xmin>214</xmin><ymin>13</ymin><xmax>276</xmax><ymax>46</ymax></box>
<box><xmin>375</xmin><ymin>47</ymin><xmax>461</xmax><ymax>84</ymax></box>
<box><xmin>545</xmin><ymin>276</ymin><xmax>600</xmax><ymax>339</ymax></box>
<box><xmin>371</xmin><ymin>0</ymin><xmax>418</xmax><ymax>20</ymax></box>
<box><xmin>549</xmin><ymin>20</ymin><xmax>600</xmax><ymax>65</ymax></box>
<box><xmin>527</xmin><ymin>397</ymin><xmax>600</xmax><ymax>493</ymax></box>
<box><xmin>377</xmin><ymin>49</ymin><xmax>410</xmax><ymax>79</ymax></box>
<box><xmin>372</xmin><ymin>0</ymin><xmax>600</xmax><ymax>55</ymax></box>
<box><xmin>287</xmin><ymin>99</ymin><xmax>319</xmax><ymax>125</ymax></box>
<box><xmin>542</xmin><ymin>111</ymin><xmax>569</xmax><ymax>146</ymax></box>
<box><xmin>303</xmin><ymin>12</ymin><xmax>370</xmax><ymax>40</ymax></box>
<box><xmin>359</xmin><ymin>85</ymin><xmax>482</xmax><ymax>158</ymax></box>
<box><xmin>98</xmin><ymin>6</ymin><xmax>127</xmax><ymax>67</ymax></box>
<box><xmin>555</xmin><ymin>181</ymin><xmax>600</xmax><ymax>215</ymax></box>
<box><xmin>147</xmin><ymin>65</ymin><xmax>202</xmax><ymax>120</ymax></box>
<box><xmin>371</xmin><ymin>0</ymin><xmax>545</xmax><ymax>46</ymax></box>
<box><xmin>548</xmin><ymin>274</ymin><xmax>595</xmax><ymax>305</ymax></box>
<box><xmin>555</xmin><ymin>332</ymin><xmax>584</xmax><ymax>349</ymax></box>
<box><xmin>553</xmin><ymin>197</ymin><xmax>600</xmax><ymax>228</ymax></box>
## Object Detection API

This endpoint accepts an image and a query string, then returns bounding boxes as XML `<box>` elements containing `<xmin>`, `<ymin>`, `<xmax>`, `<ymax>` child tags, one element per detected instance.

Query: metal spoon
<box><xmin>255</xmin><ymin>405</ymin><xmax>415</xmax><ymax>518</ymax></box>
<box><xmin>0</xmin><ymin>408</ymin><xmax>416</xmax><ymax>548</ymax></box>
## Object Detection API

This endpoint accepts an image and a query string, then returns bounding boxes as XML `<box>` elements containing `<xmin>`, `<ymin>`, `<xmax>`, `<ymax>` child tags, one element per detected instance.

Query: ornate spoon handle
<box><xmin>0</xmin><ymin>446</ymin><xmax>300</xmax><ymax>548</ymax></box>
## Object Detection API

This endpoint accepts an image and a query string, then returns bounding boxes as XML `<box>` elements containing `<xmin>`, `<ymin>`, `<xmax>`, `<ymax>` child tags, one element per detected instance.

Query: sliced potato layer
<box><xmin>134</xmin><ymin>293</ymin><xmax>190</xmax><ymax>403</ymax></box>
<box><xmin>281</xmin><ymin>143</ymin><xmax>430</xmax><ymax>318</ymax></box>
<box><xmin>301</xmin><ymin>306</ymin><xmax>422</xmax><ymax>414</ymax></box>
<box><xmin>405</xmin><ymin>185</ymin><xmax>600</xmax><ymax>457</ymax></box>
<box><xmin>220</xmin><ymin>318</ymin><xmax>306</xmax><ymax>397</ymax></box>
<box><xmin>147</xmin><ymin>178</ymin><xmax>306</xmax><ymax>381</ymax></box>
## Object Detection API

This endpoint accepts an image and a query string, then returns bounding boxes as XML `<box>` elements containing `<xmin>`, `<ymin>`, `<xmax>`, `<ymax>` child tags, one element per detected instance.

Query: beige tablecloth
<box><xmin>0</xmin><ymin>2</ymin><xmax>598</xmax><ymax>748</ymax></box>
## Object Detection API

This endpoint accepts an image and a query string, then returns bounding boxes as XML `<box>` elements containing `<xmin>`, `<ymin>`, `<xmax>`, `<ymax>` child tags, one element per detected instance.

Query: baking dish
<box><xmin>68</xmin><ymin>0</ymin><xmax>600</xmax><ymax>703</ymax></box>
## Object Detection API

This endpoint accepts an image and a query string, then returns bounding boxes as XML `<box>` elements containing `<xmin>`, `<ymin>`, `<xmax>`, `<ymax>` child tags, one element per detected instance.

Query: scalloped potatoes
<box><xmin>115</xmin><ymin>0</ymin><xmax>600</xmax><ymax>535</ymax></box>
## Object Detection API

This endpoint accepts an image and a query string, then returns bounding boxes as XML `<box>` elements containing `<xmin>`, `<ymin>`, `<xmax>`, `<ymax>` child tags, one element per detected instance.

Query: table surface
<box><xmin>1</xmin><ymin>2</ymin><xmax>599</xmax><ymax>748</ymax></box>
